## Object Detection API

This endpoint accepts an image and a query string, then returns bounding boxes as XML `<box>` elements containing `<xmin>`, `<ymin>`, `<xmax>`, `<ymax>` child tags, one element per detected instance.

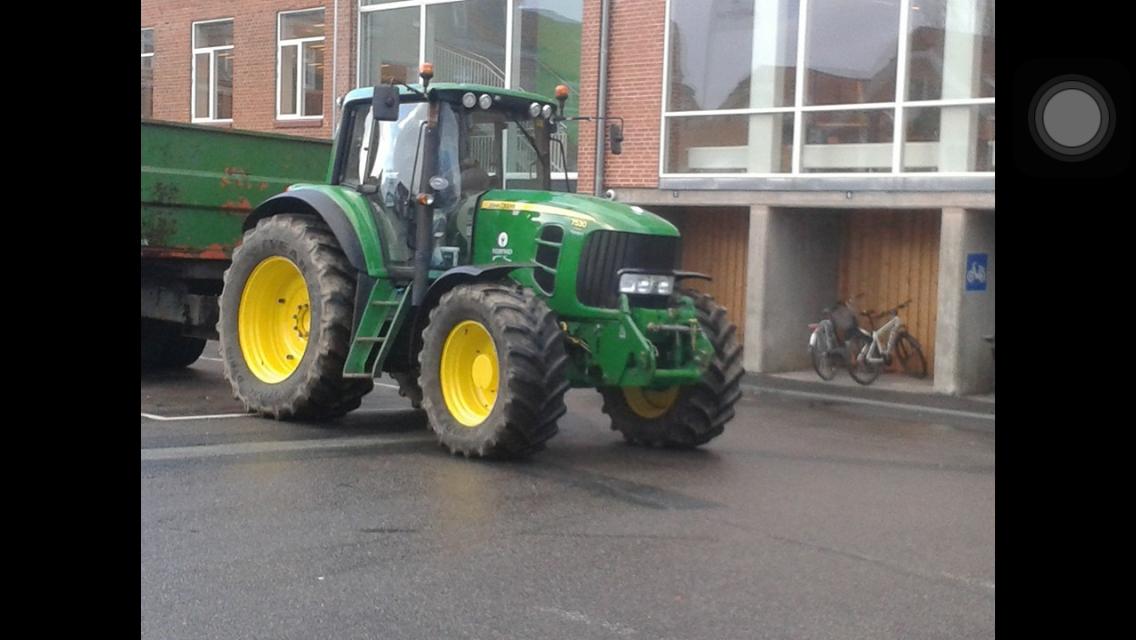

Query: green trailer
<box><xmin>140</xmin><ymin>120</ymin><xmax>331</xmax><ymax>368</ymax></box>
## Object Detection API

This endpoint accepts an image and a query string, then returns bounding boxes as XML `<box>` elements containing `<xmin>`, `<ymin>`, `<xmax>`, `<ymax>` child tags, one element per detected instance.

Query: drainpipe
<box><xmin>330</xmin><ymin>0</ymin><xmax>339</xmax><ymax>134</ymax></box>
<box><xmin>593</xmin><ymin>0</ymin><xmax>611</xmax><ymax>197</ymax></box>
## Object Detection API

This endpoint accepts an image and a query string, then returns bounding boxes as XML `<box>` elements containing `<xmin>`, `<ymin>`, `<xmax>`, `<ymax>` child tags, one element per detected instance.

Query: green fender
<box><xmin>243</xmin><ymin>185</ymin><xmax>387</xmax><ymax>276</ymax></box>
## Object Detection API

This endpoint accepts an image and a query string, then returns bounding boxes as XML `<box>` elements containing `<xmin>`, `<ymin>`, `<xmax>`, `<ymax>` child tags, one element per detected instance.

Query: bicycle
<box><xmin>847</xmin><ymin>300</ymin><xmax>928</xmax><ymax>385</ymax></box>
<box><xmin>808</xmin><ymin>294</ymin><xmax>864</xmax><ymax>381</ymax></box>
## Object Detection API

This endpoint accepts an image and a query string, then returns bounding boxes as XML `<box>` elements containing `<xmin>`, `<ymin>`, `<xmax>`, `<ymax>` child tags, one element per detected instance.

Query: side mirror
<box><xmin>609</xmin><ymin>123</ymin><xmax>624</xmax><ymax>155</ymax></box>
<box><xmin>372</xmin><ymin>85</ymin><xmax>400</xmax><ymax>121</ymax></box>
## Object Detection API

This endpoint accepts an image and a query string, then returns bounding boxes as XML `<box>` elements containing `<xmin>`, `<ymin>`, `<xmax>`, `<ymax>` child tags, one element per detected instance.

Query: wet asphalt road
<box><xmin>141</xmin><ymin>344</ymin><xmax>994</xmax><ymax>640</ymax></box>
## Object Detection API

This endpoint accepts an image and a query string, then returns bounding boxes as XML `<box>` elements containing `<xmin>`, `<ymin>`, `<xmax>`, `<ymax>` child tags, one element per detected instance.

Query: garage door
<box><xmin>838</xmin><ymin>209</ymin><xmax>940</xmax><ymax>372</ymax></box>
<box><xmin>652</xmin><ymin>207</ymin><xmax>749</xmax><ymax>342</ymax></box>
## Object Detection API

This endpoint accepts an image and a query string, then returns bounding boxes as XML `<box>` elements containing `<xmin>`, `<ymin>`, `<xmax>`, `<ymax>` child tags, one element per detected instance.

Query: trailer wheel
<box><xmin>141</xmin><ymin>319</ymin><xmax>207</xmax><ymax>370</ymax></box>
<box><xmin>599</xmin><ymin>289</ymin><xmax>744</xmax><ymax>448</ymax></box>
<box><xmin>418</xmin><ymin>282</ymin><xmax>569</xmax><ymax>458</ymax></box>
<box><xmin>218</xmin><ymin>214</ymin><xmax>372</xmax><ymax>419</ymax></box>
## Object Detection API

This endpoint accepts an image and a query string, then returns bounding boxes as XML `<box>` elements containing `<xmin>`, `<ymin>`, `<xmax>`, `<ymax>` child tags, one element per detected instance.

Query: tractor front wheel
<box><xmin>418</xmin><ymin>282</ymin><xmax>569</xmax><ymax>458</ymax></box>
<box><xmin>218</xmin><ymin>214</ymin><xmax>372</xmax><ymax>419</ymax></box>
<box><xmin>599</xmin><ymin>289</ymin><xmax>744</xmax><ymax>448</ymax></box>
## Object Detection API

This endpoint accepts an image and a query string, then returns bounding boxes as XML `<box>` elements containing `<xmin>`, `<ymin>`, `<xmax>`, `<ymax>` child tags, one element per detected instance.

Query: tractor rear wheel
<box><xmin>418</xmin><ymin>282</ymin><xmax>569</xmax><ymax>458</ymax></box>
<box><xmin>599</xmin><ymin>289</ymin><xmax>743</xmax><ymax>448</ymax></box>
<box><xmin>218</xmin><ymin>214</ymin><xmax>372</xmax><ymax>419</ymax></box>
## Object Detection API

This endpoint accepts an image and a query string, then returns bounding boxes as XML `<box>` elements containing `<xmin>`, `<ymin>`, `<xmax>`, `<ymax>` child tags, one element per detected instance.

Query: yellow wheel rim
<box><xmin>623</xmin><ymin>386</ymin><xmax>679</xmax><ymax>419</ymax></box>
<box><xmin>440</xmin><ymin>320</ymin><xmax>499</xmax><ymax>427</ymax></box>
<box><xmin>237</xmin><ymin>256</ymin><xmax>311</xmax><ymax>383</ymax></box>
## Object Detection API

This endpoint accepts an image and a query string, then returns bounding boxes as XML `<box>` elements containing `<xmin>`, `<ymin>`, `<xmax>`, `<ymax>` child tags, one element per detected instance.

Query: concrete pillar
<box><xmin>745</xmin><ymin>206</ymin><xmax>842</xmax><ymax>373</ymax></box>
<box><xmin>934</xmin><ymin>207</ymin><xmax>995</xmax><ymax>395</ymax></box>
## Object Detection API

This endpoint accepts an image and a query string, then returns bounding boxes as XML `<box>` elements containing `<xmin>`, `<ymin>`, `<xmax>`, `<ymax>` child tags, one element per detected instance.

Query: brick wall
<box><xmin>577</xmin><ymin>0</ymin><xmax>666</xmax><ymax>193</ymax></box>
<box><xmin>142</xmin><ymin>0</ymin><xmax>356</xmax><ymax>140</ymax></box>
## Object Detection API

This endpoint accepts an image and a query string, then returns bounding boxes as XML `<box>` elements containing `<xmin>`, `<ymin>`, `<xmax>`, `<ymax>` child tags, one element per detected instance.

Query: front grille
<box><xmin>576</xmin><ymin>231</ymin><xmax>680</xmax><ymax>308</ymax></box>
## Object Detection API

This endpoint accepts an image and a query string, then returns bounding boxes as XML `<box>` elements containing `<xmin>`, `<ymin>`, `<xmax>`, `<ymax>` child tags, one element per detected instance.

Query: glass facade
<box><xmin>360</xmin><ymin>0</ymin><xmax>582</xmax><ymax>180</ymax></box>
<box><xmin>664</xmin><ymin>0</ymin><xmax>994</xmax><ymax>176</ymax></box>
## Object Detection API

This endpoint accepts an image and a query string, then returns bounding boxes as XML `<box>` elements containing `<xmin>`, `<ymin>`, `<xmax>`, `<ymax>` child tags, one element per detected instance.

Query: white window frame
<box><xmin>277</xmin><ymin>8</ymin><xmax>326</xmax><ymax>120</ymax></box>
<box><xmin>658</xmin><ymin>0</ymin><xmax>995</xmax><ymax>179</ymax></box>
<box><xmin>192</xmin><ymin>18</ymin><xmax>235</xmax><ymax>123</ymax></box>
<box><xmin>142</xmin><ymin>28</ymin><xmax>155</xmax><ymax>117</ymax></box>
<box><xmin>357</xmin><ymin>0</ymin><xmax>580</xmax><ymax>183</ymax></box>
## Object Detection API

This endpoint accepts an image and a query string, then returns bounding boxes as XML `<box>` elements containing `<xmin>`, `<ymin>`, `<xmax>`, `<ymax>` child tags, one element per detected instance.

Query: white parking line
<box><xmin>141</xmin><ymin>412</ymin><xmax>249</xmax><ymax>422</ymax></box>
<box><xmin>141</xmin><ymin>434</ymin><xmax>435</xmax><ymax>461</ymax></box>
<box><xmin>749</xmin><ymin>386</ymin><xmax>995</xmax><ymax>422</ymax></box>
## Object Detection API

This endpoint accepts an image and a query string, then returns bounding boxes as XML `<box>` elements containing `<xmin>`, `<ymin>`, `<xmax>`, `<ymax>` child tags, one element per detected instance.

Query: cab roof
<box><xmin>342</xmin><ymin>83</ymin><xmax>558</xmax><ymax>109</ymax></box>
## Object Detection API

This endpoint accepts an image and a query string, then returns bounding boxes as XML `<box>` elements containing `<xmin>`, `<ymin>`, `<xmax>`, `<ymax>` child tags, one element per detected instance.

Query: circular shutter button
<box><xmin>1030</xmin><ymin>75</ymin><xmax>1115</xmax><ymax>161</ymax></box>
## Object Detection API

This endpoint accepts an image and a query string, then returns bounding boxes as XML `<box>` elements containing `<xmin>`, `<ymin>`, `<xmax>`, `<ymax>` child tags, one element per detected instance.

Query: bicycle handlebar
<box><xmin>859</xmin><ymin>299</ymin><xmax>913</xmax><ymax>320</ymax></box>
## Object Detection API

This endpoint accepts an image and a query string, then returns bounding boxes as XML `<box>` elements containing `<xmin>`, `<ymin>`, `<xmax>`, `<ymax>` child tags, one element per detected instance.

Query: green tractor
<box><xmin>218</xmin><ymin>67</ymin><xmax>744</xmax><ymax>458</ymax></box>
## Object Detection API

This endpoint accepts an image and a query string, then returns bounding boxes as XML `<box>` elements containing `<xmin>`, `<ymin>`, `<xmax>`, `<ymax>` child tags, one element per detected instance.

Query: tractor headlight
<box><xmin>478</xmin><ymin>94</ymin><xmax>493</xmax><ymax>110</ymax></box>
<box><xmin>542</xmin><ymin>104</ymin><xmax>554</xmax><ymax>119</ymax></box>
<box><xmin>462</xmin><ymin>92</ymin><xmax>477</xmax><ymax>109</ymax></box>
<box><xmin>529</xmin><ymin>102</ymin><xmax>543</xmax><ymax>118</ymax></box>
<box><xmin>619</xmin><ymin>273</ymin><xmax>675</xmax><ymax>296</ymax></box>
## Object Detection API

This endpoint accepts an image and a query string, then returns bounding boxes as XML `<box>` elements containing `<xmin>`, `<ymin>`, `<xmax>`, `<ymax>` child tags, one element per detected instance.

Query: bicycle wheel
<box><xmin>895</xmin><ymin>331</ymin><xmax>928</xmax><ymax>379</ymax></box>
<box><xmin>847</xmin><ymin>333</ymin><xmax>881</xmax><ymax>385</ymax></box>
<box><xmin>810</xmin><ymin>327</ymin><xmax>837</xmax><ymax>381</ymax></box>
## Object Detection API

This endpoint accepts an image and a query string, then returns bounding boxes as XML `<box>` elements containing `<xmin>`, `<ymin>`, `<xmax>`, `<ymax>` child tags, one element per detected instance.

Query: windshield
<box><xmin>457</xmin><ymin>106</ymin><xmax>551</xmax><ymax>192</ymax></box>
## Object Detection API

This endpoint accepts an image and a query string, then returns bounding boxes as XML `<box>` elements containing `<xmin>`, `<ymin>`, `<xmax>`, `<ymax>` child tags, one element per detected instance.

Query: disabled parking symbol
<box><xmin>966</xmin><ymin>253</ymin><xmax>988</xmax><ymax>292</ymax></box>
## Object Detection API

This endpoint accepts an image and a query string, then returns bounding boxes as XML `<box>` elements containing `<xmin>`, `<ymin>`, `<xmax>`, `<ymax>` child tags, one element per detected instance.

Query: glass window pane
<box><xmin>281</xmin><ymin>9</ymin><xmax>324</xmax><ymax>40</ymax></box>
<box><xmin>302</xmin><ymin>42</ymin><xmax>324</xmax><ymax>116</ymax></box>
<box><xmin>141</xmin><ymin>57</ymin><xmax>153</xmax><ymax>118</ymax></box>
<box><xmin>512</xmin><ymin>0</ymin><xmax>582</xmax><ymax>173</ymax></box>
<box><xmin>361</xmin><ymin>7</ymin><xmax>420</xmax><ymax>85</ymax></box>
<box><xmin>216</xmin><ymin>50</ymin><xmax>234</xmax><ymax>119</ymax></box>
<box><xmin>802</xmin><ymin>109</ymin><xmax>895</xmax><ymax>172</ymax></box>
<box><xmin>665</xmin><ymin>113</ymin><xmax>793</xmax><ymax>173</ymax></box>
<box><xmin>904</xmin><ymin>104</ymin><xmax>994</xmax><ymax>171</ymax></box>
<box><xmin>141</xmin><ymin>29</ymin><xmax>154</xmax><ymax>55</ymax></box>
<box><xmin>906</xmin><ymin>0</ymin><xmax>994</xmax><ymax>101</ymax></box>
<box><xmin>668</xmin><ymin>0</ymin><xmax>798</xmax><ymax>112</ymax></box>
<box><xmin>195</xmin><ymin>21</ymin><xmax>233</xmax><ymax>49</ymax></box>
<box><xmin>194</xmin><ymin>53</ymin><xmax>210</xmax><ymax>118</ymax></box>
<box><xmin>805</xmin><ymin>0</ymin><xmax>901</xmax><ymax>105</ymax></box>
<box><xmin>426</xmin><ymin>0</ymin><xmax>507</xmax><ymax>87</ymax></box>
<box><xmin>280</xmin><ymin>45</ymin><xmax>298</xmax><ymax>115</ymax></box>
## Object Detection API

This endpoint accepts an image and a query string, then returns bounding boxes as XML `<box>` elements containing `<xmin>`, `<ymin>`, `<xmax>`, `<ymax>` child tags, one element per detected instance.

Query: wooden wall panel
<box><xmin>654</xmin><ymin>207</ymin><xmax>749</xmax><ymax>342</ymax></box>
<box><xmin>838</xmin><ymin>210</ymin><xmax>940</xmax><ymax>372</ymax></box>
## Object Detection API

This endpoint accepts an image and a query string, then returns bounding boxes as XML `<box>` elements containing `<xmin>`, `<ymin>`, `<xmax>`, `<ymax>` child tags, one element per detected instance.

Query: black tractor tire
<box><xmin>599</xmin><ymin>288</ymin><xmax>744</xmax><ymax>448</ymax></box>
<box><xmin>391</xmin><ymin>370</ymin><xmax>424</xmax><ymax>410</ymax></box>
<box><xmin>141</xmin><ymin>318</ymin><xmax>207</xmax><ymax>370</ymax></box>
<box><xmin>417</xmin><ymin>282</ymin><xmax>569</xmax><ymax>458</ymax></box>
<box><xmin>218</xmin><ymin>214</ymin><xmax>372</xmax><ymax>420</ymax></box>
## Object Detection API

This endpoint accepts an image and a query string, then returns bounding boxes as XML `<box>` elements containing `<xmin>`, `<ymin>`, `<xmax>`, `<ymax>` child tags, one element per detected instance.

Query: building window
<box><xmin>141</xmin><ymin>28</ymin><xmax>154</xmax><ymax>118</ymax></box>
<box><xmin>662</xmin><ymin>0</ymin><xmax>994</xmax><ymax>176</ymax></box>
<box><xmin>359</xmin><ymin>0</ymin><xmax>582</xmax><ymax>186</ymax></box>
<box><xmin>192</xmin><ymin>19</ymin><xmax>234</xmax><ymax>122</ymax></box>
<box><xmin>278</xmin><ymin>9</ymin><xmax>325</xmax><ymax>119</ymax></box>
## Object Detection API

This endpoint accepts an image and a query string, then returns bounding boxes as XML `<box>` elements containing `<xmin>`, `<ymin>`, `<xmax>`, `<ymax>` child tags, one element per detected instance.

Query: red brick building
<box><xmin>142</xmin><ymin>0</ymin><xmax>996</xmax><ymax>394</ymax></box>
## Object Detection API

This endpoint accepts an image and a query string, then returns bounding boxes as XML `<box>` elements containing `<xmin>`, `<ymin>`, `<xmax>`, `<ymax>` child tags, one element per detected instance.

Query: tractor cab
<box><xmin>334</xmin><ymin>82</ymin><xmax>559</xmax><ymax>270</ymax></box>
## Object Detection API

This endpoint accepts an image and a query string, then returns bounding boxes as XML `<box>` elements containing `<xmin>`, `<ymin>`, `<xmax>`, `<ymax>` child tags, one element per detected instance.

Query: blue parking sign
<box><xmin>965</xmin><ymin>253</ymin><xmax>988</xmax><ymax>291</ymax></box>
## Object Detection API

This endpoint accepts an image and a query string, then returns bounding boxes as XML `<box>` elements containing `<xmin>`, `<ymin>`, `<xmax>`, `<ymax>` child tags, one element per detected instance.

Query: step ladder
<box><xmin>343</xmin><ymin>282</ymin><xmax>412</xmax><ymax>379</ymax></box>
